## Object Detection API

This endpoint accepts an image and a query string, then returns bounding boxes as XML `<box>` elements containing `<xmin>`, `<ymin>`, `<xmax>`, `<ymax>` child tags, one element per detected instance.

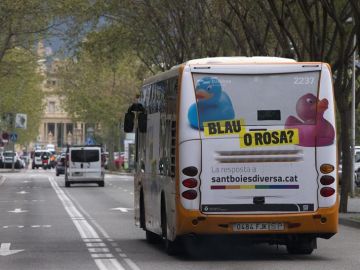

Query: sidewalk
<box><xmin>339</xmin><ymin>196</ymin><xmax>360</xmax><ymax>229</ymax></box>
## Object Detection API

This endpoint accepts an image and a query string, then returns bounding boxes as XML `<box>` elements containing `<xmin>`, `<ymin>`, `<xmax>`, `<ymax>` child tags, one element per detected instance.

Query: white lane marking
<box><xmin>110</xmin><ymin>207</ymin><xmax>132</xmax><ymax>213</ymax></box>
<box><xmin>0</xmin><ymin>243</ymin><xmax>24</xmax><ymax>256</ymax></box>
<box><xmin>62</xmin><ymin>180</ymin><xmax>141</xmax><ymax>270</ymax></box>
<box><xmin>0</xmin><ymin>200</ymin><xmax>44</xmax><ymax>203</ymax></box>
<box><xmin>95</xmin><ymin>259</ymin><xmax>125</xmax><ymax>270</ymax></box>
<box><xmin>84</xmin><ymin>239</ymin><xmax>102</xmax><ymax>242</ymax></box>
<box><xmin>48</xmin><ymin>177</ymin><xmax>125</xmax><ymax>270</ymax></box>
<box><xmin>65</xmin><ymin>192</ymin><xmax>111</xmax><ymax>239</ymax></box>
<box><xmin>3</xmin><ymin>225</ymin><xmax>50</xmax><ymax>229</ymax></box>
<box><xmin>115</xmin><ymin>248</ymin><xmax>122</xmax><ymax>252</ymax></box>
<box><xmin>89</xmin><ymin>248</ymin><xmax>110</xmax><ymax>253</ymax></box>
<box><xmin>92</xmin><ymin>254</ymin><xmax>114</xmax><ymax>258</ymax></box>
<box><xmin>87</xmin><ymin>243</ymin><xmax>106</xmax><ymax>247</ymax></box>
<box><xmin>124</xmin><ymin>258</ymin><xmax>141</xmax><ymax>270</ymax></box>
<box><xmin>8</xmin><ymin>208</ymin><xmax>28</xmax><ymax>213</ymax></box>
<box><xmin>0</xmin><ymin>177</ymin><xmax>6</xmax><ymax>186</ymax></box>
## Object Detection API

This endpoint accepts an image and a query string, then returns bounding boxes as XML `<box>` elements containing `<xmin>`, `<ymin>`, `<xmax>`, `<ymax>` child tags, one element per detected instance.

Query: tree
<box><xmin>0</xmin><ymin>47</ymin><xmax>44</xmax><ymax>145</ymax></box>
<box><xmin>58</xmin><ymin>41</ymin><xmax>142</xmax><ymax>169</ymax></box>
<box><xmin>82</xmin><ymin>0</ymin><xmax>234</xmax><ymax>72</ymax></box>
<box><xmin>0</xmin><ymin>0</ymin><xmax>93</xmax><ymax>146</ymax></box>
<box><xmin>222</xmin><ymin>0</ymin><xmax>357</xmax><ymax>212</ymax></box>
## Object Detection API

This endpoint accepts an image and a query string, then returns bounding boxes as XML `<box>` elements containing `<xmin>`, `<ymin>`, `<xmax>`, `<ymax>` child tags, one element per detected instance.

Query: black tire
<box><xmin>98</xmin><ymin>181</ymin><xmax>105</xmax><ymax>187</ymax></box>
<box><xmin>56</xmin><ymin>171</ymin><xmax>59</xmax><ymax>176</ymax></box>
<box><xmin>146</xmin><ymin>230</ymin><xmax>161</xmax><ymax>244</ymax></box>
<box><xmin>140</xmin><ymin>192</ymin><xmax>145</xmax><ymax>229</ymax></box>
<box><xmin>65</xmin><ymin>179</ymin><xmax>71</xmax><ymax>187</ymax></box>
<box><xmin>287</xmin><ymin>238</ymin><xmax>316</xmax><ymax>255</ymax></box>
<box><xmin>141</xmin><ymin>193</ymin><xmax>161</xmax><ymax>244</ymax></box>
<box><xmin>161</xmin><ymin>199</ymin><xmax>182</xmax><ymax>255</ymax></box>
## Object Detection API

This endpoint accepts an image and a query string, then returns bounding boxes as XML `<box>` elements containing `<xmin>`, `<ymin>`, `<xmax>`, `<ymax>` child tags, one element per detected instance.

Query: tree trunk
<box><xmin>339</xmin><ymin>109</ymin><xmax>352</xmax><ymax>213</ymax></box>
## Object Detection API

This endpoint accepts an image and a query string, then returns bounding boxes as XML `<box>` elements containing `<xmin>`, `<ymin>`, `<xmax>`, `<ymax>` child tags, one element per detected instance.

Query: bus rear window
<box><xmin>71</xmin><ymin>150</ymin><xmax>99</xmax><ymax>162</ymax></box>
<box><xmin>191</xmin><ymin>71</ymin><xmax>320</xmax><ymax>126</ymax></box>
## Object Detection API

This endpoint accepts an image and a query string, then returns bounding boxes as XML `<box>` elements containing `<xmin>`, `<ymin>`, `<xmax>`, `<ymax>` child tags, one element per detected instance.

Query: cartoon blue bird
<box><xmin>188</xmin><ymin>77</ymin><xmax>235</xmax><ymax>130</ymax></box>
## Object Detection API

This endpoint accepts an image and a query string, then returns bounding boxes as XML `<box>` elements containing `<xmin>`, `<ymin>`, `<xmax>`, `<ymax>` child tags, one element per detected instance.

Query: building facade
<box><xmin>35</xmin><ymin>43</ymin><xmax>85</xmax><ymax>151</ymax></box>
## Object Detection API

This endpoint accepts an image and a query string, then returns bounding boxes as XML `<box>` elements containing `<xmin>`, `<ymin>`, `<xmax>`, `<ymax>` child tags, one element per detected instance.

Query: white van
<box><xmin>65</xmin><ymin>145</ymin><xmax>105</xmax><ymax>187</ymax></box>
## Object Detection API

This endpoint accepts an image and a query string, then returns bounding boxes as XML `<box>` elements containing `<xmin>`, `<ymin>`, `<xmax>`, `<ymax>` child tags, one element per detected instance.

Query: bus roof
<box><xmin>185</xmin><ymin>56</ymin><xmax>296</xmax><ymax>65</ymax></box>
<box><xmin>143</xmin><ymin>57</ymin><xmax>299</xmax><ymax>85</ymax></box>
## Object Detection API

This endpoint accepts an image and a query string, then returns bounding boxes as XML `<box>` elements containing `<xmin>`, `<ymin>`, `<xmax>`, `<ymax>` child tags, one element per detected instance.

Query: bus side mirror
<box><xmin>124</xmin><ymin>112</ymin><xmax>135</xmax><ymax>133</ymax></box>
<box><xmin>138</xmin><ymin>112</ymin><xmax>147</xmax><ymax>133</ymax></box>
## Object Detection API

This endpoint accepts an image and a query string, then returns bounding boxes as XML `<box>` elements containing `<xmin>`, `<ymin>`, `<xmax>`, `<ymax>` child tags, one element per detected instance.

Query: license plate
<box><xmin>233</xmin><ymin>222</ymin><xmax>285</xmax><ymax>231</ymax></box>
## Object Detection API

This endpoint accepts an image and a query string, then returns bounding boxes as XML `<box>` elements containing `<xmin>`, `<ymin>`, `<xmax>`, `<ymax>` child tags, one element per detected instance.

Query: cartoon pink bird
<box><xmin>285</xmin><ymin>93</ymin><xmax>335</xmax><ymax>147</ymax></box>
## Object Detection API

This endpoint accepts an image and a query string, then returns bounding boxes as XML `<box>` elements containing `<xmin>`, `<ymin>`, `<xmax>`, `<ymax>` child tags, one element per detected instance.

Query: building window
<box><xmin>48</xmin><ymin>123</ymin><xmax>55</xmax><ymax>136</ymax></box>
<box><xmin>66</xmin><ymin>123</ymin><xmax>73</xmax><ymax>135</ymax></box>
<box><xmin>49</xmin><ymin>101</ymin><xmax>55</xmax><ymax>113</ymax></box>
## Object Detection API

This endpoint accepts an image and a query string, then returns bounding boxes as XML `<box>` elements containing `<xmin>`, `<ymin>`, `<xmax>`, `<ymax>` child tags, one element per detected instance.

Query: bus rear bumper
<box><xmin>176</xmin><ymin>202</ymin><xmax>339</xmax><ymax>238</ymax></box>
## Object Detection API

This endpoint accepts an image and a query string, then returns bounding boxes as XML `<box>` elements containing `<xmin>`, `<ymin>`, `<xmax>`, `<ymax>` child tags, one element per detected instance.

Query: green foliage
<box><xmin>58</xmin><ymin>44</ymin><xmax>143</xmax><ymax>148</ymax></box>
<box><xmin>0</xmin><ymin>48</ymin><xmax>44</xmax><ymax>144</ymax></box>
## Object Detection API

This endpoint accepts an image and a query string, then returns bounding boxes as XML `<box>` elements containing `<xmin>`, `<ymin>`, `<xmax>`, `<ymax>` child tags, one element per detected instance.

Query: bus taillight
<box><xmin>181</xmin><ymin>190</ymin><xmax>197</xmax><ymax>200</ymax></box>
<box><xmin>320</xmin><ymin>175</ymin><xmax>335</xmax><ymax>185</ymax></box>
<box><xmin>320</xmin><ymin>187</ymin><xmax>335</xmax><ymax>197</ymax></box>
<box><xmin>182</xmin><ymin>166</ymin><xmax>198</xmax><ymax>177</ymax></box>
<box><xmin>320</xmin><ymin>164</ymin><xmax>334</xmax><ymax>174</ymax></box>
<box><xmin>182</xmin><ymin>178</ymin><xmax>198</xmax><ymax>188</ymax></box>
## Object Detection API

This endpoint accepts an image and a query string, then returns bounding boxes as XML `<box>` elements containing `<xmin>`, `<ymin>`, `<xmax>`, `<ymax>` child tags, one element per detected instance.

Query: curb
<box><xmin>106</xmin><ymin>170</ymin><xmax>133</xmax><ymax>176</ymax></box>
<box><xmin>339</xmin><ymin>217</ymin><xmax>360</xmax><ymax>229</ymax></box>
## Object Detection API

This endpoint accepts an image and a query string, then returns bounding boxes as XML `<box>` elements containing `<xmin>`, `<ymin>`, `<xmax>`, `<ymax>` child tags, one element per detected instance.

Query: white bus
<box><xmin>124</xmin><ymin>57</ymin><xmax>338</xmax><ymax>255</ymax></box>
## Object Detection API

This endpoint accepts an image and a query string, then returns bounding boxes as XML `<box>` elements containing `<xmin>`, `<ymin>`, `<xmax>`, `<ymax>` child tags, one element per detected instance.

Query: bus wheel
<box><xmin>146</xmin><ymin>230</ymin><xmax>161</xmax><ymax>244</ymax></box>
<box><xmin>286</xmin><ymin>238</ymin><xmax>316</xmax><ymax>255</ymax></box>
<box><xmin>140</xmin><ymin>192</ymin><xmax>145</xmax><ymax>229</ymax></box>
<box><xmin>140</xmin><ymin>193</ymin><xmax>161</xmax><ymax>244</ymax></box>
<box><xmin>161</xmin><ymin>202</ymin><xmax>181</xmax><ymax>255</ymax></box>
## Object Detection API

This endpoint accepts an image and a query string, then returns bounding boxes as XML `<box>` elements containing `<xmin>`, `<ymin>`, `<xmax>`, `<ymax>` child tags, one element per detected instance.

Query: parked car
<box><xmin>2</xmin><ymin>151</ymin><xmax>22</xmax><ymax>169</ymax></box>
<box><xmin>0</xmin><ymin>152</ymin><xmax>4</xmax><ymax>168</ymax></box>
<box><xmin>55</xmin><ymin>154</ymin><xmax>66</xmax><ymax>176</ymax></box>
<box><xmin>20</xmin><ymin>153</ymin><xmax>30</xmax><ymax>168</ymax></box>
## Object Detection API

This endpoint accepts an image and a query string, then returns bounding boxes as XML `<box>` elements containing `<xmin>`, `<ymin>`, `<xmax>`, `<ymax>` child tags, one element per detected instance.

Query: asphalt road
<box><xmin>1</xmin><ymin>170</ymin><xmax>360</xmax><ymax>270</ymax></box>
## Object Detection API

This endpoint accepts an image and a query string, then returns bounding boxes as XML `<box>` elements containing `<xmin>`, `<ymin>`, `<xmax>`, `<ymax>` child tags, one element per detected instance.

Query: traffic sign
<box><xmin>85</xmin><ymin>137</ymin><xmax>96</xmax><ymax>145</ymax></box>
<box><xmin>15</xmin><ymin>113</ymin><xmax>27</xmax><ymax>129</ymax></box>
<box><xmin>10</xmin><ymin>133</ymin><xmax>17</xmax><ymax>142</ymax></box>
